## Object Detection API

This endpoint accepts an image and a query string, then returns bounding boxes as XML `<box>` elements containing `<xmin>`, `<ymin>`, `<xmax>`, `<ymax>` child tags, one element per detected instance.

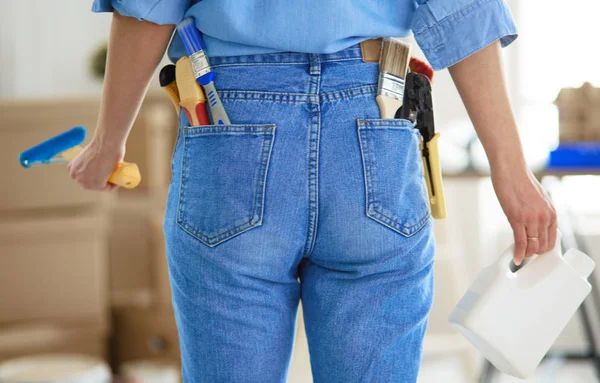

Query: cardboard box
<box><xmin>0</xmin><ymin>95</ymin><xmax>175</xmax><ymax>211</ymax></box>
<box><xmin>108</xmin><ymin>199</ymin><xmax>154</xmax><ymax>308</ymax></box>
<box><xmin>108</xmin><ymin>194</ymin><xmax>167</xmax><ymax>308</ymax></box>
<box><xmin>119</xmin><ymin>358</ymin><xmax>181</xmax><ymax>383</ymax></box>
<box><xmin>0</xmin><ymin>321</ymin><xmax>108</xmax><ymax>362</ymax></box>
<box><xmin>150</xmin><ymin>212</ymin><xmax>171</xmax><ymax>305</ymax></box>
<box><xmin>111</xmin><ymin>306</ymin><xmax>180</xmax><ymax>367</ymax></box>
<box><xmin>0</xmin><ymin>98</ymin><xmax>113</xmax><ymax>211</ymax></box>
<box><xmin>0</xmin><ymin>209</ymin><xmax>109</xmax><ymax>326</ymax></box>
<box><xmin>118</xmin><ymin>95</ymin><xmax>178</xmax><ymax>197</ymax></box>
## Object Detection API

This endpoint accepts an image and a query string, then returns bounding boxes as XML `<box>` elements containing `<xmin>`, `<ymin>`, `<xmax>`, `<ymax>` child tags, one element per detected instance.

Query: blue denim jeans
<box><xmin>163</xmin><ymin>43</ymin><xmax>436</xmax><ymax>383</ymax></box>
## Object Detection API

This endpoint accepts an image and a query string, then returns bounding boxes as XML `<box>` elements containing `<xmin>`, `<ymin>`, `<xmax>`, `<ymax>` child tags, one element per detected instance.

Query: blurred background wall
<box><xmin>2</xmin><ymin>1</ymin><xmax>600</xmax><ymax>382</ymax></box>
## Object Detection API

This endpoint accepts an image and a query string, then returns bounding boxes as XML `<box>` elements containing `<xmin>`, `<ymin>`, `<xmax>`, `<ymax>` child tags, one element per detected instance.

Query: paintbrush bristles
<box><xmin>379</xmin><ymin>38</ymin><xmax>411</xmax><ymax>78</ymax></box>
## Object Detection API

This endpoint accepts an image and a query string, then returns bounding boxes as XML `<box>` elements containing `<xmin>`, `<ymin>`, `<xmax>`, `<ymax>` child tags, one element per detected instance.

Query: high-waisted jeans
<box><xmin>163</xmin><ymin>42</ymin><xmax>436</xmax><ymax>383</ymax></box>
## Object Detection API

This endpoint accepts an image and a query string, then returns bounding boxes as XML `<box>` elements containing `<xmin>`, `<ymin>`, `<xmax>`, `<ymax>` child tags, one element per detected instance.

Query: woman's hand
<box><xmin>491</xmin><ymin>166</ymin><xmax>558</xmax><ymax>265</ymax></box>
<box><xmin>67</xmin><ymin>136</ymin><xmax>125</xmax><ymax>191</ymax></box>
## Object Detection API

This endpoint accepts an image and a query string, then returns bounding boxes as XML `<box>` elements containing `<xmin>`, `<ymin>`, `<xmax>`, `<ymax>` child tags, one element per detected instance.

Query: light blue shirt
<box><xmin>92</xmin><ymin>0</ymin><xmax>518</xmax><ymax>70</ymax></box>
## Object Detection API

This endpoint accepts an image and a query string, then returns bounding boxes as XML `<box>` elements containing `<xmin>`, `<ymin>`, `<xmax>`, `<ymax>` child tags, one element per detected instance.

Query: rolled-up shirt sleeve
<box><xmin>411</xmin><ymin>0</ymin><xmax>518</xmax><ymax>70</ymax></box>
<box><xmin>92</xmin><ymin>0</ymin><xmax>190</xmax><ymax>24</ymax></box>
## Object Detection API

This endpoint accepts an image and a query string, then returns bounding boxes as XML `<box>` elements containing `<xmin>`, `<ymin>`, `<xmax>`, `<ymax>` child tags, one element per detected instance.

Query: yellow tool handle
<box><xmin>107</xmin><ymin>162</ymin><xmax>141</xmax><ymax>189</ymax></box>
<box><xmin>165</xmin><ymin>83</ymin><xmax>181</xmax><ymax>116</ymax></box>
<box><xmin>180</xmin><ymin>99</ymin><xmax>201</xmax><ymax>125</ymax></box>
<box><xmin>420</xmin><ymin>133</ymin><xmax>447</xmax><ymax>219</ymax></box>
<box><xmin>60</xmin><ymin>146</ymin><xmax>141</xmax><ymax>189</ymax></box>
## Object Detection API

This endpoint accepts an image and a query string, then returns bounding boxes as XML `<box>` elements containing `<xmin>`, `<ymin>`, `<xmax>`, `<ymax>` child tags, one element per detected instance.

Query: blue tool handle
<box><xmin>203</xmin><ymin>82</ymin><xmax>230</xmax><ymax>125</ymax></box>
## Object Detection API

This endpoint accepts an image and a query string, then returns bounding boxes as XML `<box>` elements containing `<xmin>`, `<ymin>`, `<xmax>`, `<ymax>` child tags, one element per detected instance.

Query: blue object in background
<box><xmin>548</xmin><ymin>143</ymin><xmax>600</xmax><ymax>169</ymax></box>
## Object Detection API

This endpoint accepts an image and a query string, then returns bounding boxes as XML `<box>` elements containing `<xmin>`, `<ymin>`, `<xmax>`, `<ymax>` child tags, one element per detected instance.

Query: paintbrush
<box><xmin>376</xmin><ymin>38</ymin><xmax>411</xmax><ymax>118</ymax></box>
<box><xmin>19</xmin><ymin>126</ymin><xmax>141</xmax><ymax>189</ymax></box>
<box><xmin>176</xmin><ymin>56</ymin><xmax>210</xmax><ymax>126</ymax></box>
<box><xmin>159</xmin><ymin>64</ymin><xmax>181</xmax><ymax>116</ymax></box>
<box><xmin>177</xmin><ymin>18</ymin><xmax>230</xmax><ymax>125</ymax></box>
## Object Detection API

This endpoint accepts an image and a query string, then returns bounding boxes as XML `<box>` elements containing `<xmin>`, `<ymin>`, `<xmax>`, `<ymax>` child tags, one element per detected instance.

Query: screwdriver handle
<box><xmin>420</xmin><ymin>133</ymin><xmax>446</xmax><ymax>219</ymax></box>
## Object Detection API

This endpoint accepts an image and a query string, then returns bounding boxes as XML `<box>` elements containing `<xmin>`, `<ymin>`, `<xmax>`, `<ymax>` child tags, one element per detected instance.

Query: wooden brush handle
<box><xmin>376</xmin><ymin>95</ymin><xmax>403</xmax><ymax>119</ymax></box>
<box><xmin>61</xmin><ymin>146</ymin><xmax>141</xmax><ymax>189</ymax></box>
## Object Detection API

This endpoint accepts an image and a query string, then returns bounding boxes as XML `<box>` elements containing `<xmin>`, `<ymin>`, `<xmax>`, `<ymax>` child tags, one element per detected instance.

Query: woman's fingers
<box><xmin>533</xmin><ymin>204</ymin><xmax>556</xmax><ymax>254</ymax></box>
<box><xmin>525</xmin><ymin>224</ymin><xmax>539</xmax><ymax>259</ymax></box>
<box><xmin>512</xmin><ymin>223</ymin><xmax>528</xmax><ymax>266</ymax></box>
<box><xmin>547</xmin><ymin>222</ymin><xmax>558</xmax><ymax>252</ymax></box>
<box><xmin>545</xmin><ymin>206</ymin><xmax>558</xmax><ymax>252</ymax></box>
<box><xmin>537</xmin><ymin>214</ymin><xmax>549</xmax><ymax>253</ymax></box>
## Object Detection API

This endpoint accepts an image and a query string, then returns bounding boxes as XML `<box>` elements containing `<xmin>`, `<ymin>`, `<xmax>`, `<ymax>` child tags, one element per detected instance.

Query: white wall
<box><xmin>0</xmin><ymin>0</ymin><xmax>114</xmax><ymax>98</ymax></box>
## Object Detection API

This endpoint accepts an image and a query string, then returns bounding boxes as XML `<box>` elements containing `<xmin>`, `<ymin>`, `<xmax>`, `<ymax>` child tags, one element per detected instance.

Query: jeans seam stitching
<box><xmin>184</xmin><ymin>125</ymin><xmax>273</xmax><ymax>136</ymax></box>
<box><xmin>358</xmin><ymin>122</ymin><xmax>430</xmax><ymax>236</ymax></box>
<box><xmin>258</xmin><ymin>127</ymin><xmax>276</xmax><ymax>224</ymax></box>
<box><xmin>216</xmin><ymin>85</ymin><xmax>379</xmax><ymax>103</ymax></box>
<box><xmin>370</xmin><ymin>208</ymin><xmax>431</xmax><ymax>231</ymax></box>
<box><xmin>210</xmin><ymin>56</ymin><xmax>364</xmax><ymax>69</ymax></box>
<box><xmin>357</xmin><ymin>121</ymin><xmax>374</xmax><ymax>226</ymax></box>
<box><xmin>176</xmin><ymin>126</ymin><xmax>274</xmax><ymax>246</ymax></box>
<box><xmin>211</xmin><ymin>61</ymin><xmax>308</xmax><ymax>69</ymax></box>
<box><xmin>308</xmin><ymin>99</ymin><xmax>321</xmax><ymax>258</ymax></box>
<box><xmin>252</xmin><ymin>129</ymin><xmax>270</xmax><ymax>223</ymax></box>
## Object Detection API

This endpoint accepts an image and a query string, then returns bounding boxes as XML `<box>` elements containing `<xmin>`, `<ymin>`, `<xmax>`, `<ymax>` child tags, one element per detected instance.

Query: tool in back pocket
<box><xmin>177</xmin><ymin>18</ymin><xmax>231</xmax><ymax>125</ymax></box>
<box><xmin>399</xmin><ymin>72</ymin><xmax>447</xmax><ymax>219</ymax></box>
<box><xmin>176</xmin><ymin>56</ymin><xmax>210</xmax><ymax>126</ymax></box>
<box><xmin>159</xmin><ymin>64</ymin><xmax>181</xmax><ymax>116</ymax></box>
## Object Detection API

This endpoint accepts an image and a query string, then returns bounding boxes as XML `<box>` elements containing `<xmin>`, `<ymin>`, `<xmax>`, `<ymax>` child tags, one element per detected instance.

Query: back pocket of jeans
<box><xmin>357</xmin><ymin>118</ymin><xmax>430</xmax><ymax>237</ymax></box>
<box><xmin>177</xmin><ymin>124</ymin><xmax>276</xmax><ymax>247</ymax></box>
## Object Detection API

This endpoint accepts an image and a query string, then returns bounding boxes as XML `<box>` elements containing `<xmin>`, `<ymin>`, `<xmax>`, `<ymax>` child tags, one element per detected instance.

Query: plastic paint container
<box><xmin>449</xmin><ymin>232</ymin><xmax>595</xmax><ymax>378</ymax></box>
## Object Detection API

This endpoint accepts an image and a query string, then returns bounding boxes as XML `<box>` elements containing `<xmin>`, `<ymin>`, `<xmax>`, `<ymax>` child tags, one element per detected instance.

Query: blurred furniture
<box><xmin>420</xmin><ymin>180</ymin><xmax>484</xmax><ymax>382</ymax></box>
<box><xmin>100</xmin><ymin>95</ymin><xmax>181</xmax><ymax>370</ymax></box>
<box><xmin>0</xmin><ymin>354</ymin><xmax>110</xmax><ymax>383</ymax></box>
<box><xmin>0</xmin><ymin>99</ymin><xmax>113</xmax><ymax>210</ymax></box>
<box><xmin>0</xmin><ymin>98</ymin><xmax>112</xmax><ymax>362</ymax></box>
<box><xmin>120</xmin><ymin>359</ymin><xmax>180</xmax><ymax>383</ymax></box>
<box><xmin>0</xmin><ymin>94</ymin><xmax>180</xmax><ymax>372</ymax></box>
<box><xmin>554</xmin><ymin>83</ymin><xmax>600</xmax><ymax>143</ymax></box>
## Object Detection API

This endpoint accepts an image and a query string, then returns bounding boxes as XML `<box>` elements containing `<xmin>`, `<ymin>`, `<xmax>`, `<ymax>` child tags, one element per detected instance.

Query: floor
<box><xmin>288</xmin><ymin>319</ymin><xmax>599</xmax><ymax>383</ymax></box>
<box><xmin>288</xmin><ymin>352</ymin><xmax>598</xmax><ymax>383</ymax></box>
<box><xmin>418</xmin><ymin>355</ymin><xmax>598</xmax><ymax>383</ymax></box>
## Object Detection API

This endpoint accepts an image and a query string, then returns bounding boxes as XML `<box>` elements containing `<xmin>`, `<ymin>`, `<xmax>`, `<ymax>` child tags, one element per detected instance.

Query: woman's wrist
<box><xmin>488</xmin><ymin>150</ymin><xmax>529</xmax><ymax>180</ymax></box>
<box><xmin>92</xmin><ymin>125</ymin><xmax>127</xmax><ymax>153</ymax></box>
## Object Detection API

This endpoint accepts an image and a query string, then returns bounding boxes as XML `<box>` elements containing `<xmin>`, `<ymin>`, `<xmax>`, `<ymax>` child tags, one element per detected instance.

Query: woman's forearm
<box><xmin>448</xmin><ymin>40</ymin><xmax>558</xmax><ymax>263</ymax></box>
<box><xmin>95</xmin><ymin>11</ymin><xmax>175</xmax><ymax>147</ymax></box>
<box><xmin>447</xmin><ymin>40</ymin><xmax>527</xmax><ymax>176</ymax></box>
